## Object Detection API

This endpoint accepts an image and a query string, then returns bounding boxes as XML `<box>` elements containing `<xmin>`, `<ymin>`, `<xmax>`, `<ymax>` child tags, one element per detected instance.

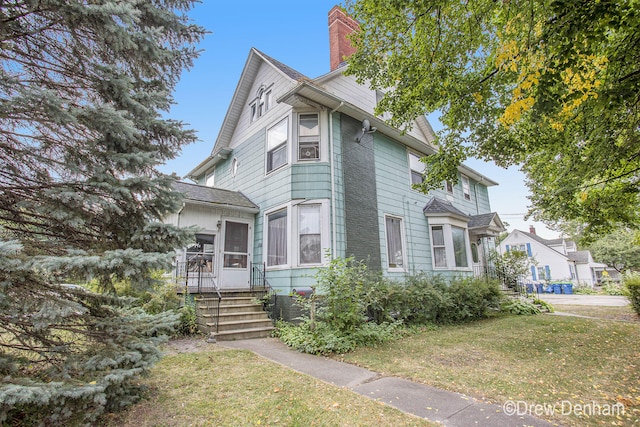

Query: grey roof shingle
<box><xmin>173</xmin><ymin>181</ymin><xmax>258</xmax><ymax>211</ymax></box>
<box><xmin>255</xmin><ymin>49</ymin><xmax>307</xmax><ymax>81</ymax></box>
<box><xmin>423</xmin><ymin>197</ymin><xmax>469</xmax><ymax>218</ymax></box>
<box><xmin>468</xmin><ymin>212</ymin><xmax>497</xmax><ymax>229</ymax></box>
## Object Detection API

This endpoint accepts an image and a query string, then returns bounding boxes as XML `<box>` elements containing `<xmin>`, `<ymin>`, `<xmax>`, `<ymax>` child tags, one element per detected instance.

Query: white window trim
<box><xmin>264</xmin><ymin>203</ymin><xmax>291</xmax><ymax>270</ymax></box>
<box><xmin>294</xmin><ymin>110</ymin><xmax>328</xmax><ymax>163</ymax></box>
<box><xmin>461</xmin><ymin>175</ymin><xmax>471</xmax><ymax>201</ymax></box>
<box><xmin>205</xmin><ymin>170</ymin><xmax>215</xmax><ymax>187</ymax></box>
<box><xmin>249</xmin><ymin>84</ymin><xmax>273</xmax><ymax>123</ymax></box>
<box><xmin>429</xmin><ymin>218</ymin><xmax>472</xmax><ymax>271</ymax></box>
<box><xmin>408</xmin><ymin>151</ymin><xmax>426</xmax><ymax>188</ymax></box>
<box><xmin>292</xmin><ymin>199</ymin><xmax>330</xmax><ymax>267</ymax></box>
<box><xmin>384</xmin><ymin>214</ymin><xmax>407</xmax><ymax>272</ymax></box>
<box><xmin>265</xmin><ymin>115</ymin><xmax>290</xmax><ymax>175</ymax></box>
<box><xmin>263</xmin><ymin>200</ymin><xmax>331</xmax><ymax>270</ymax></box>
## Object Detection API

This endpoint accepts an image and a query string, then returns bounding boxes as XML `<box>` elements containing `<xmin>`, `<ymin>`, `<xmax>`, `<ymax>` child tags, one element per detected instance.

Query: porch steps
<box><xmin>195</xmin><ymin>290</ymin><xmax>274</xmax><ymax>341</ymax></box>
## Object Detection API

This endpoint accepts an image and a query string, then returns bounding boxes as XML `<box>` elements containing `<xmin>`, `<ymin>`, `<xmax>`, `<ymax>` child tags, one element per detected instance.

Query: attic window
<box><xmin>251</xmin><ymin>86</ymin><xmax>272</xmax><ymax>122</ymax></box>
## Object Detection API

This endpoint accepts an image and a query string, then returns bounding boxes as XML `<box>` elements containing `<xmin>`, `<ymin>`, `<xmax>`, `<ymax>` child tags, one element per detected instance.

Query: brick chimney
<box><xmin>529</xmin><ymin>225</ymin><xmax>536</xmax><ymax>235</ymax></box>
<box><xmin>329</xmin><ymin>6</ymin><xmax>359</xmax><ymax>71</ymax></box>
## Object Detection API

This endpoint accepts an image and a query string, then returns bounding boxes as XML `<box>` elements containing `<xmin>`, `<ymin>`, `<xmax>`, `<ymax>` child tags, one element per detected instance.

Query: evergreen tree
<box><xmin>0</xmin><ymin>1</ymin><xmax>205</xmax><ymax>424</ymax></box>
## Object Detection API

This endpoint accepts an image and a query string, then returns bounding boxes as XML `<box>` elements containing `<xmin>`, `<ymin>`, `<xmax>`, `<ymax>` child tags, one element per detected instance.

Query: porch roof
<box><xmin>173</xmin><ymin>181</ymin><xmax>259</xmax><ymax>213</ymax></box>
<box><xmin>468</xmin><ymin>212</ymin><xmax>506</xmax><ymax>236</ymax></box>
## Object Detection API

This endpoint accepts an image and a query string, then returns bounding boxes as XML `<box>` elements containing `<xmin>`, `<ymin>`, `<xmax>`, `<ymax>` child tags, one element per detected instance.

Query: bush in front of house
<box><xmin>623</xmin><ymin>273</ymin><xmax>640</xmax><ymax>316</ymax></box>
<box><xmin>275</xmin><ymin>257</ymin><xmax>504</xmax><ymax>354</ymax></box>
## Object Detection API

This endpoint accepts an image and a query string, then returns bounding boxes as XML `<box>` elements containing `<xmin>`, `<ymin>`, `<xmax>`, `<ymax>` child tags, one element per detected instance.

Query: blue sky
<box><xmin>160</xmin><ymin>1</ymin><xmax>558</xmax><ymax>239</ymax></box>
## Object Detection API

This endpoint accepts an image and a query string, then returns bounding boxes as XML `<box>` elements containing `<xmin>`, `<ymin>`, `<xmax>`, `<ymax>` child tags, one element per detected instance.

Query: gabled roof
<box><xmin>468</xmin><ymin>212</ymin><xmax>505</xmax><ymax>235</ymax></box>
<box><xmin>173</xmin><ymin>181</ymin><xmax>258</xmax><ymax>212</ymax></box>
<box><xmin>187</xmin><ymin>48</ymin><xmax>307</xmax><ymax>178</ymax></box>
<box><xmin>423</xmin><ymin>197</ymin><xmax>469</xmax><ymax>220</ymax></box>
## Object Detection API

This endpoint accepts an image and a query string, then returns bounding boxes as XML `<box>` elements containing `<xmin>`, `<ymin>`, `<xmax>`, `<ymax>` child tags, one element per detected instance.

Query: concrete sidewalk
<box><xmin>220</xmin><ymin>338</ymin><xmax>553</xmax><ymax>427</ymax></box>
<box><xmin>537</xmin><ymin>294</ymin><xmax>629</xmax><ymax>306</ymax></box>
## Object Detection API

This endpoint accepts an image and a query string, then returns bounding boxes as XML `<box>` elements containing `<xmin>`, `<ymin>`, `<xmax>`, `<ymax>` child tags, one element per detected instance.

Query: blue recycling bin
<box><xmin>552</xmin><ymin>284</ymin><xmax>562</xmax><ymax>294</ymax></box>
<box><xmin>544</xmin><ymin>285</ymin><xmax>553</xmax><ymax>293</ymax></box>
<box><xmin>536</xmin><ymin>283</ymin><xmax>544</xmax><ymax>293</ymax></box>
<box><xmin>562</xmin><ymin>284</ymin><xmax>573</xmax><ymax>294</ymax></box>
<box><xmin>526</xmin><ymin>283</ymin><xmax>534</xmax><ymax>293</ymax></box>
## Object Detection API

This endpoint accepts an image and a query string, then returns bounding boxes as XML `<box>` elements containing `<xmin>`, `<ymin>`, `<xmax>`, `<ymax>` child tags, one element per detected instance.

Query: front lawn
<box><xmin>100</xmin><ymin>345</ymin><xmax>436</xmax><ymax>427</ymax></box>
<box><xmin>338</xmin><ymin>314</ymin><xmax>639</xmax><ymax>427</ymax></box>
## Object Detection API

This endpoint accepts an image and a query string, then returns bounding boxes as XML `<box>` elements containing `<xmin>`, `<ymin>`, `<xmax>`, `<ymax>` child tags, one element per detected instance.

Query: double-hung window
<box><xmin>430</xmin><ymin>223</ymin><xmax>470</xmax><ymax>269</ymax></box>
<box><xmin>461</xmin><ymin>175</ymin><xmax>471</xmax><ymax>200</ymax></box>
<box><xmin>267</xmin><ymin>117</ymin><xmax>288</xmax><ymax>173</ymax></box>
<box><xmin>385</xmin><ymin>216</ymin><xmax>405</xmax><ymax>269</ymax></box>
<box><xmin>266</xmin><ymin>209</ymin><xmax>287</xmax><ymax>266</ymax></box>
<box><xmin>298</xmin><ymin>114</ymin><xmax>320</xmax><ymax>161</ymax></box>
<box><xmin>298</xmin><ymin>204</ymin><xmax>321</xmax><ymax>264</ymax></box>
<box><xmin>431</xmin><ymin>226</ymin><xmax>447</xmax><ymax>267</ymax></box>
<box><xmin>409</xmin><ymin>152</ymin><xmax>425</xmax><ymax>185</ymax></box>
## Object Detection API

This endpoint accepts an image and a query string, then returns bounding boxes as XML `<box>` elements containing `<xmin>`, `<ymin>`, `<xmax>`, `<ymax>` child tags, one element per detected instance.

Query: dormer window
<box><xmin>250</xmin><ymin>86</ymin><xmax>272</xmax><ymax>122</ymax></box>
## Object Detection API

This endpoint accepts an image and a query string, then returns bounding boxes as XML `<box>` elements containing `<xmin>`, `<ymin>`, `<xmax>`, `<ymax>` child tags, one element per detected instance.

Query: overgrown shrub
<box><xmin>275</xmin><ymin>258</ymin><xmax>505</xmax><ymax>354</ymax></box>
<box><xmin>623</xmin><ymin>273</ymin><xmax>640</xmax><ymax>316</ymax></box>
<box><xmin>391</xmin><ymin>275</ymin><xmax>502</xmax><ymax>325</ymax></box>
<box><xmin>573</xmin><ymin>283</ymin><xmax>597</xmax><ymax>294</ymax></box>
<box><xmin>533</xmin><ymin>298</ymin><xmax>555</xmax><ymax>313</ymax></box>
<box><xmin>503</xmin><ymin>297</ymin><xmax>541</xmax><ymax>315</ymax></box>
<box><xmin>602</xmin><ymin>282</ymin><xmax>628</xmax><ymax>296</ymax></box>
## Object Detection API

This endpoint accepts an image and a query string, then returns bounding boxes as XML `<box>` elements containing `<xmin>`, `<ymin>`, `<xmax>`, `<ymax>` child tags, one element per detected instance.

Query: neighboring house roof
<box><xmin>173</xmin><ymin>181</ymin><xmax>259</xmax><ymax>212</ymax></box>
<box><xmin>567</xmin><ymin>251</ymin><xmax>590</xmax><ymax>263</ymax></box>
<box><xmin>423</xmin><ymin>197</ymin><xmax>469</xmax><ymax>220</ymax></box>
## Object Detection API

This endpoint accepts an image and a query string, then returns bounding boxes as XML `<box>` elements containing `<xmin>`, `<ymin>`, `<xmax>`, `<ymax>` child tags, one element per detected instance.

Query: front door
<box><xmin>219</xmin><ymin>220</ymin><xmax>251</xmax><ymax>289</ymax></box>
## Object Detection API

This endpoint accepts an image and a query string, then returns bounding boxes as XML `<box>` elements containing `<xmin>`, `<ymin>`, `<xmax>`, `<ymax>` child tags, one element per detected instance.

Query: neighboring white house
<box><xmin>499</xmin><ymin>227</ymin><xmax>609</xmax><ymax>287</ymax></box>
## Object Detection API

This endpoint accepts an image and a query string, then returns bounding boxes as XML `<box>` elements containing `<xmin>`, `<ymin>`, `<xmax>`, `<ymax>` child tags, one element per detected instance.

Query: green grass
<box><xmin>553</xmin><ymin>304</ymin><xmax>639</xmax><ymax>322</ymax></box>
<box><xmin>338</xmin><ymin>314</ymin><xmax>640</xmax><ymax>427</ymax></box>
<box><xmin>100</xmin><ymin>346</ymin><xmax>436</xmax><ymax>427</ymax></box>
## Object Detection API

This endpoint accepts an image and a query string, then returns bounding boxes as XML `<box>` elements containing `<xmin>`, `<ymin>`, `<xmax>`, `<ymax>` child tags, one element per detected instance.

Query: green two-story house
<box><xmin>167</xmin><ymin>6</ymin><xmax>505</xmax><ymax>296</ymax></box>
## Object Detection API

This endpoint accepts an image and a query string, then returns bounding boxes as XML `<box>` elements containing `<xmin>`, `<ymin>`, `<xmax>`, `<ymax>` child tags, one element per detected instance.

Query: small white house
<box><xmin>499</xmin><ymin>227</ymin><xmax>608</xmax><ymax>287</ymax></box>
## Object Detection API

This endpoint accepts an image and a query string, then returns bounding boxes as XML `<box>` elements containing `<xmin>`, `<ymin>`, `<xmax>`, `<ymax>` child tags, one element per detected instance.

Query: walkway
<box><xmin>220</xmin><ymin>338</ymin><xmax>553</xmax><ymax>427</ymax></box>
<box><xmin>536</xmin><ymin>294</ymin><xmax>629</xmax><ymax>306</ymax></box>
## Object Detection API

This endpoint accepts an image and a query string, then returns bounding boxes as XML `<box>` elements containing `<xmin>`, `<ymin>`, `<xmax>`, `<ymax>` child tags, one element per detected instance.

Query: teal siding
<box><xmin>373</xmin><ymin>134</ymin><xmax>487</xmax><ymax>279</ymax></box>
<box><xmin>291</xmin><ymin>163</ymin><xmax>331</xmax><ymax>199</ymax></box>
<box><xmin>374</xmin><ymin>134</ymin><xmax>433</xmax><ymax>278</ymax></box>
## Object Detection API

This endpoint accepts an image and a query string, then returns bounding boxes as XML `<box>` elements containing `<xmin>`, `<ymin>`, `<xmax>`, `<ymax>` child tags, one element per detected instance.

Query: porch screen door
<box><xmin>221</xmin><ymin>221</ymin><xmax>250</xmax><ymax>288</ymax></box>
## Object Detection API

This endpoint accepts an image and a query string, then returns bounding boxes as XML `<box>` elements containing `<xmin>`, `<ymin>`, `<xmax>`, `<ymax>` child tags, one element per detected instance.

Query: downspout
<box><xmin>329</xmin><ymin>102</ymin><xmax>344</xmax><ymax>259</ymax></box>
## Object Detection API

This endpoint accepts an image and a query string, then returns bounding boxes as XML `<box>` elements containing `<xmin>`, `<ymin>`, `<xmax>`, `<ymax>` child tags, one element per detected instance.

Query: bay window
<box><xmin>298</xmin><ymin>204</ymin><xmax>321</xmax><ymax>264</ymax></box>
<box><xmin>430</xmin><ymin>223</ymin><xmax>471</xmax><ymax>269</ymax></box>
<box><xmin>298</xmin><ymin>114</ymin><xmax>319</xmax><ymax>161</ymax></box>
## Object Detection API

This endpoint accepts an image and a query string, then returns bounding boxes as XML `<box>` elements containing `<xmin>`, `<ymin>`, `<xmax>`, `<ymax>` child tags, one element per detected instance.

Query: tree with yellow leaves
<box><xmin>346</xmin><ymin>0</ymin><xmax>639</xmax><ymax>241</ymax></box>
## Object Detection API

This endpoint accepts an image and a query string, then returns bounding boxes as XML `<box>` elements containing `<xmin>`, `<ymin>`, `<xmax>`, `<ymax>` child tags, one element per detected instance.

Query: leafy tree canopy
<box><xmin>0</xmin><ymin>0</ymin><xmax>204</xmax><ymax>423</ymax></box>
<box><xmin>589</xmin><ymin>228</ymin><xmax>640</xmax><ymax>272</ymax></box>
<box><xmin>345</xmin><ymin>0</ymin><xmax>640</xmax><ymax>241</ymax></box>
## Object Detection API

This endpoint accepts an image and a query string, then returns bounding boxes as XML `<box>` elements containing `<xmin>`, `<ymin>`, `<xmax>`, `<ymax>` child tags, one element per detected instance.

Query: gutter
<box><xmin>329</xmin><ymin>101</ymin><xmax>344</xmax><ymax>259</ymax></box>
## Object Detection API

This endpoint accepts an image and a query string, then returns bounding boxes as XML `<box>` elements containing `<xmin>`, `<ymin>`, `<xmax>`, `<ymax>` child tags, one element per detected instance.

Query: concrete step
<box><xmin>197</xmin><ymin>303</ymin><xmax>264</xmax><ymax>314</ymax></box>
<box><xmin>213</xmin><ymin>326</ymin><xmax>275</xmax><ymax>341</ymax></box>
<box><xmin>212</xmin><ymin>318</ymin><xmax>273</xmax><ymax>333</ymax></box>
<box><xmin>201</xmin><ymin>311</ymin><xmax>268</xmax><ymax>322</ymax></box>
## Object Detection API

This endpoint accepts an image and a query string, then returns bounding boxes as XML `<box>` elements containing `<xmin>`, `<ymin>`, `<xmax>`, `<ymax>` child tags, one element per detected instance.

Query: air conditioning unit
<box><xmin>299</xmin><ymin>144</ymin><xmax>319</xmax><ymax>160</ymax></box>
